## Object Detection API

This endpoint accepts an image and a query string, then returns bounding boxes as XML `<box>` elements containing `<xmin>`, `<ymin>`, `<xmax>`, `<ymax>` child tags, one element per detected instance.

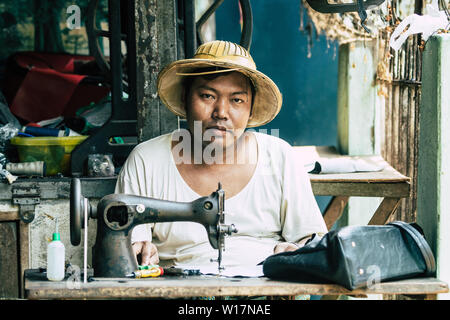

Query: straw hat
<box><xmin>157</xmin><ymin>40</ymin><xmax>282</xmax><ymax>128</ymax></box>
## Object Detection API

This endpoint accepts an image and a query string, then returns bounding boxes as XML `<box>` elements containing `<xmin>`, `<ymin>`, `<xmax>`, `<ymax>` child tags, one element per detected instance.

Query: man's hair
<box><xmin>182</xmin><ymin>67</ymin><xmax>256</xmax><ymax>115</ymax></box>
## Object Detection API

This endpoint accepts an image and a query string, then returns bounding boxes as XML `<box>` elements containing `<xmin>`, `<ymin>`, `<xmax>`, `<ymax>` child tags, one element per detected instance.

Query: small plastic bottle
<box><xmin>47</xmin><ymin>219</ymin><xmax>65</xmax><ymax>281</ymax></box>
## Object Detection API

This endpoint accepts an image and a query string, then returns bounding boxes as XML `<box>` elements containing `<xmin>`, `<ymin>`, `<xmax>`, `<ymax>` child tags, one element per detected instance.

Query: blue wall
<box><xmin>215</xmin><ymin>0</ymin><xmax>338</xmax><ymax>212</ymax></box>
<box><xmin>215</xmin><ymin>0</ymin><xmax>338</xmax><ymax>147</ymax></box>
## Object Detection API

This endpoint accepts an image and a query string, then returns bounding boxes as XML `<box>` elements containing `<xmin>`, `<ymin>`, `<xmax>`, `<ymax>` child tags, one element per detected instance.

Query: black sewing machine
<box><xmin>70</xmin><ymin>178</ymin><xmax>237</xmax><ymax>277</ymax></box>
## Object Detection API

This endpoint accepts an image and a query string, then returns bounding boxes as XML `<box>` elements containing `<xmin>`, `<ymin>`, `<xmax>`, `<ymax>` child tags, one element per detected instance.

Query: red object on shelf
<box><xmin>4</xmin><ymin>52</ymin><xmax>110</xmax><ymax>123</ymax></box>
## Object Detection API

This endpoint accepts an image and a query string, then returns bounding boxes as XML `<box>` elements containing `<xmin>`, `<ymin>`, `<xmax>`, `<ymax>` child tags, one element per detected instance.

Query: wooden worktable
<box><xmin>24</xmin><ymin>269</ymin><xmax>447</xmax><ymax>300</ymax></box>
<box><xmin>294</xmin><ymin>146</ymin><xmax>411</xmax><ymax>228</ymax></box>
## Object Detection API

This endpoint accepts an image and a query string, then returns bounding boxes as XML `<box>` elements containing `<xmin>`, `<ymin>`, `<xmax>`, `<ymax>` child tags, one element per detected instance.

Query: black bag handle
<box><xmin>388</xmin><ymin>221</ymin><xmax>436</xmax><ymax>275</ymax></box>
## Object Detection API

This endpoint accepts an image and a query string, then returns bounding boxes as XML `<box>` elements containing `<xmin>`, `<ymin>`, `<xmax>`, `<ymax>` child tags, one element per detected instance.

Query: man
<box><xmin>115</xmin><ymin>40</ymin><xmax>327</xmax><ymax>268</ymax></box>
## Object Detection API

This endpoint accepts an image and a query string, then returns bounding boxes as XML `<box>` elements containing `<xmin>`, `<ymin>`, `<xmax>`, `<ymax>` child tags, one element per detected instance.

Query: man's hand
<box><xmin>273</xmin><ymin>235</ymin><xmax>314</xmax><ymax>254</ymax></box>
<box><xmin>273</xmin><ymin>242</ymin><xmax>300</xmax><ymax>254</ymax></box>
<box><xmin>132</xmin><ymin>241</ymin><xmax>159</xmax><ymax>266</ymax></box>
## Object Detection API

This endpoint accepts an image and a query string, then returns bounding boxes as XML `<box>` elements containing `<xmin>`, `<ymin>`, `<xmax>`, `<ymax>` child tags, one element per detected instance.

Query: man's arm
<box><xmin>130</xmin><ymin>225</ymin><xmax>159</xmax><ymax>266</ymax></box>
<box><xmin>276</xmin><ymin>146</ymin><xmax>328</xmax><ymax>253</ymax></box>
<box><xmin>115</xmin><ymin>154</ymin><xmax>159</xmax><ymax>266</ymax></box>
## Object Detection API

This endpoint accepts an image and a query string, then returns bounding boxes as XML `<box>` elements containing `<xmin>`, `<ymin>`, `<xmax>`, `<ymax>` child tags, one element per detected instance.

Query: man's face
<box><xmin>184</xmin><ymin>71</ymin><xmax>253</xmax><ymax>151</ymax></box>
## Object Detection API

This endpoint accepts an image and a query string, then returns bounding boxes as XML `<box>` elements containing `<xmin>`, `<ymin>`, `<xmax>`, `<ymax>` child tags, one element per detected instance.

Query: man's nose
<box><xmin>212</xmin><ymin>97</ymin><xmax>229</xmax><ymax>120</ymax></box>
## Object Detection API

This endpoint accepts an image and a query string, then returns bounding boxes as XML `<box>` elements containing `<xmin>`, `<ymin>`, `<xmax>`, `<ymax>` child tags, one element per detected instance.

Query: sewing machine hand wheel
<box><xmin>70</xmin><ymin>178</ymin><xmax>96</xmax><ymax>246</ymax></box>
<box><xmin>195</xmin><ymin>0</ymin><xmax>253</xmax><ymax>50</ymax></box>
<box><xmin>86</xmin><ymin>0</ymin><xmax>129</xmax><ymax>91</ymax></box>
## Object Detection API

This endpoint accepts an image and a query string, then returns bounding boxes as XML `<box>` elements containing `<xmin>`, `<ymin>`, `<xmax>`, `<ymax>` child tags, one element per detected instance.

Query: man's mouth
<box><xmin>205</xmin><ymin>125</ymin><xmax>232</xmax><ymax>137</ymax></box>
<box><xmin>208</xmin><ymin>125</ymin><xmax>229</xmax><ymax>131</ymax></box>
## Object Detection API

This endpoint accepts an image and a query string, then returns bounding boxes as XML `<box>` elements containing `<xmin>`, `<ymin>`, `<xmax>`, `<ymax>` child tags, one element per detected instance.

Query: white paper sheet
<box><xmin>196</xmin><ymin>265</ymin><xmax>264</xmax><ymax>278</ymax></box>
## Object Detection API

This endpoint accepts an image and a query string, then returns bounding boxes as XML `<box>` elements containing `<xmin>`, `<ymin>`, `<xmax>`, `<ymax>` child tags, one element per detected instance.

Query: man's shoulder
<box><xmin>252</xmin><ymin>131</ymin><xmax>295</xmax><ymax>170</ymax></box>
<box><xmin>253</xmin><ymin>131</ymin><xmax>291</xmax><ymax>152</ymax></box>
<box><xmin>129</xmin><ymin>132</ymin><xmax>172</xmax><ymax>160</ymax></box>
<box><xmin>134</xmin><ymin>132</ymin><xmax>172</xmax><ymax>151</ymax></box>
<box><xmin>118</xmin><ymin>133</ymin><xmax>173</xmax><ymax>187</ymax></box>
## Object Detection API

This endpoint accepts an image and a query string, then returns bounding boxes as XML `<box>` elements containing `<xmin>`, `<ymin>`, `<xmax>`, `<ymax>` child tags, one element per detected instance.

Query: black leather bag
<box><xmin>262</xmin><ymin>221</ymin><xmax>436</xmax><ymax>290</ymax></box>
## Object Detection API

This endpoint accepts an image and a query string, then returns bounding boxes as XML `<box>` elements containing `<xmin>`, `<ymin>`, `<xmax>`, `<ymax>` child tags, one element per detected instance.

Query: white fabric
<box><xmin>316</xmin><ymin>158</ymin><xmax>386</xmax><ymax>174</ymax></box>
<box><xmin>389</xmin><ymin>0</ymin><xmax>449</xmax><ymax>51</ymax></box>
<box><xmin>115</xmin><ymin>131</ymin><xmax>327</xmax><ymax>268</ymax></box>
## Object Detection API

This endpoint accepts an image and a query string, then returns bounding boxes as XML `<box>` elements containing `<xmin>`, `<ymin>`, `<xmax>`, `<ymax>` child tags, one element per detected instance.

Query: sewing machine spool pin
<box><xmin>210</xmin><ymin>184</ymin><xmax>238</xmax><ymax>271</ymax></box>
<box><xmin>70</xmin><ymin>179</ymin><xmax>237</xmax><ymax>277</ymax></box>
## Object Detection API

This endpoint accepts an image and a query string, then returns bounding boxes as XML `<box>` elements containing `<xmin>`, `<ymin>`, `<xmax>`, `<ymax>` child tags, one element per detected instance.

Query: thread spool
<box><xmin>6</xmin><ymin>161</ymin><xmax>46</xmax><ymax>176</ymax></box>
<box><xmin>22</xmin><ymin>126</ymin><xmax>68</xmax><ymax>137</ymax></box>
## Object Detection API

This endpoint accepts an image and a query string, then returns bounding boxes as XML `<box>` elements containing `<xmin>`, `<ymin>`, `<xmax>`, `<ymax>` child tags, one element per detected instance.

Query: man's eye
<box><xmin>233</xmin><ymin>98</ymin><xmax>244</xmax><ymax>103</ymax></box>
<box><xmin>200</xmin><ymin>93</ymin><xmax>214</xmax><ymax>99</ymax></box>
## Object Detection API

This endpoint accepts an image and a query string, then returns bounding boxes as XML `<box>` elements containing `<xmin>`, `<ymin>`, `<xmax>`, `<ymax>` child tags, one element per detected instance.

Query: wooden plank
<box><xmin>403</xmin><ymin>85</ymin><xmax>414</xmax><ymax>222</ymax></box>
<box><xmin>381</xmin><ymin>34</ymin><xmax>422</xmax><ymax>224</ymax></box>
<box><xmin>0</xmin><ymin>211</ymin><xmax>19</xmax><ymax>222</ymax></box>
<box><xmin>323</xmin><ymin>196</ymin><xmax>349</xmax><ymax>229</ymax></box>
<box><xmin>392</xmin><ymin>84</ymin><xmax>400</xmax><ymax>171</ymax></box>
<box><xmin>368</xmin><ymin>197</ymin><xmax>401</xmax><ymax>225</ymax></box>
<box><xmin>399</xmin><ymin>84</ymin><xmax>408</xmax><ymax>221</ymax></box>
<box><xmin>311</xmin><ymin>181</ymin><xmax>410</xmax><ymax>198</ymax></box>
<box><xmin>0</xmin><ymin>222</ymin><xmax>19</xmax><ymax>298</ymax></box>
<box><xmin>309</xmin><ymin>170</ymin><xmax>410</xmax><ymax>183</ymax></box>
<box><xmin>24</xmin><ymin>271</ymin><xmax>448</xmax><ymax>299</ymax></box>
<box><xmin>0</xmin><ymin>211</ymin><xmax>27</xmax><ymax>298</ymax></box>
<box><xmin>19</xmin><ymin>221</ymin><xmax>30</xmax><ymax>298</ymax></box>
<box><xmin>384</xmin><ymin>80</ymin><xmax>392</xmax><ymax>163</ymax></box>
<box><xmin>397</xmin><ymin>293</ymin><xmax>438</xmax><ymax>300</ymax></box>
<box><xmin>413</xmin><ymin>85</ymin><xmax>421</xmax><ymax>221</ymax></box>
<box><xmin>0</xmin><ymin>177</ymin><xmax>117</xmax><ymax>201</ymax></box>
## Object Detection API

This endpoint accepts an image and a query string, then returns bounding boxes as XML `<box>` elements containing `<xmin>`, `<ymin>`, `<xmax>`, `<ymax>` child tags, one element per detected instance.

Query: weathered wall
<box><xmin>135</xmin><ymin>0</ymin><xmax>179</xmax><ymax>142</ymax></box>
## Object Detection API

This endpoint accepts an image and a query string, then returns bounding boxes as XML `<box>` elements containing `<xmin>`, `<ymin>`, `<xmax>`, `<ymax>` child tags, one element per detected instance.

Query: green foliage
<box><xmin>0</xmin><ymin>0</ymin><xmax>109</xmax><ymax>59</ymax></box>
<box><xmin>0</xmin><ymin>0</ymin><xmax>33</xmax><ymax>58</ymax></box>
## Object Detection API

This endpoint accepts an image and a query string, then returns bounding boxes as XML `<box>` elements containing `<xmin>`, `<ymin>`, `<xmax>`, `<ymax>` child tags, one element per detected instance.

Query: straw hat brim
<box><xmin>157</xmin><ymin>59</ymin><xmax>282</xmax><ymax>128</ymax></box>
